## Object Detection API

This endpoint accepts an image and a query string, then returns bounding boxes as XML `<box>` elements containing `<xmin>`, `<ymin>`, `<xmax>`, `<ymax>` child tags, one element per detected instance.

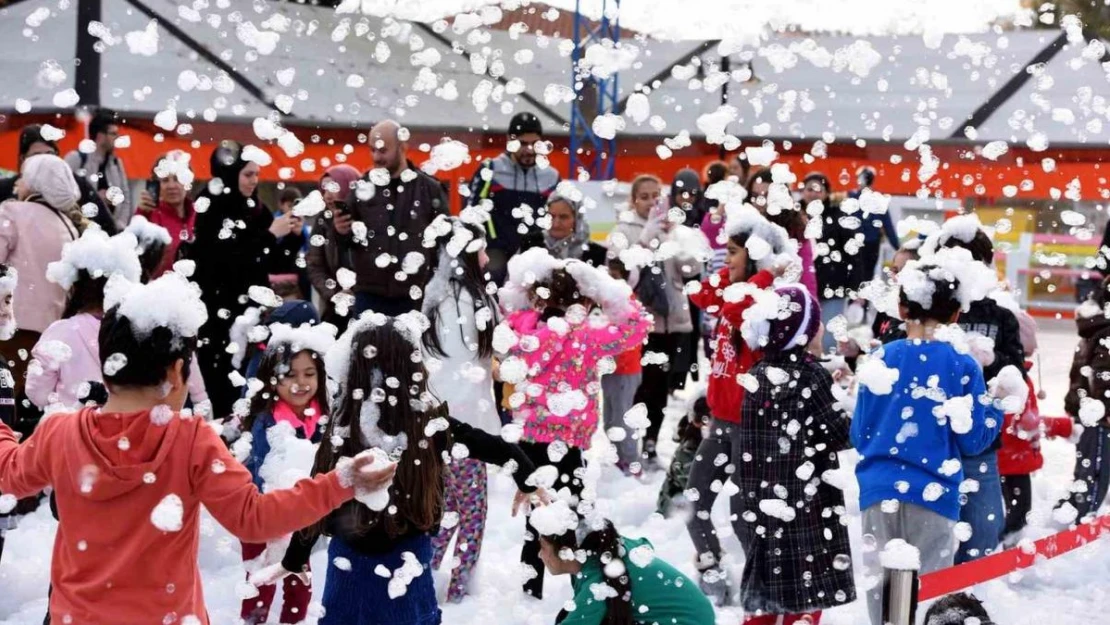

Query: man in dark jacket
<box><xmin>342</xmin><ymin>120</ymin><xmax>448</xmax><ymax>316</ymax></box>
<box><xmin>809</xmin><ymin>172</ymin><xmax>867</xmax><ymax>352</ymax></box>
<box><xmin>465</xmin><ymin>112</ymin><xmax>560</xmax><ymax>284</ymax></box>
<box><xmin>852</xmin><ymin>166</ymin><xmax>899</xmax><ymax>281</ymax></box>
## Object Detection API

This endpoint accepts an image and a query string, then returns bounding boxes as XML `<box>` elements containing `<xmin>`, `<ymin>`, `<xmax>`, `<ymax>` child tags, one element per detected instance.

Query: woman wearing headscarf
<box><xmin>0</xmin><ymin>154</ymin><xmax>87</xmax><ymax>421</ymax></box>
<box><xmin>189</xmin><ymin>141</ymin><xmax>296</xmax><ymax>419</ymax></box>
<box><xmin>524</xmin><ymin>193</ymin><xmax>607</xmax><ymax>266</ymax></box>
<box><xmin>305</xmin><ymin>164</ymin><xmax>362</xmax><ymax>332</ymax></box>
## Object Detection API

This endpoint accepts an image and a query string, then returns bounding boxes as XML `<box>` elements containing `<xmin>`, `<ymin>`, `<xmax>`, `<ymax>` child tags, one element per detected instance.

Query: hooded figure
<box><xmin>671</xmin><ymin>168</ymin><xmax>706</xmax><ymax>228</ymax></box>
<box><xmin>189</xmin><ymin>141</ymin><xmax>278</xmax><ymax>420</ymax></box>
<box><xmin>529</xmin><ymin>193</ymin><xmax>607</xmax><ymax>267</ymax></box>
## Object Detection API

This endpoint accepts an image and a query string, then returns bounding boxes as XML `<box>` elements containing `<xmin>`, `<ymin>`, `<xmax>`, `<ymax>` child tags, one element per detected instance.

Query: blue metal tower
<box><xmin>568</xmin><ymin>0</ymin><xmax>620</xmax><ymax>181</ymax></box>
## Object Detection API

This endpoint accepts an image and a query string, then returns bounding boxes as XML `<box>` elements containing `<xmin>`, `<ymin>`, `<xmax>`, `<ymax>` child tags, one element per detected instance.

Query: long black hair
<box><xmin>241</xmin><ymin>345</ymin><xmax>330</xmax><ymax>435</ymax></box>
<box><xmin>544</xmin><ymin>519</ymin><xmax>633</xmax><ymax>625</ymax></box>
<box><xmin>422</xmin><ymin>220</ymin><xmax>497</xmax><ymax>359</ymax></box>
<box><xmin>311</xmin><ymin>319</ymin><xmax>445</xmax><ymax>538</ymax></box>
<box><xmin>62</xmin><ymin>270</ymin><xmax>107</xmax><ymax>320</ymax></box>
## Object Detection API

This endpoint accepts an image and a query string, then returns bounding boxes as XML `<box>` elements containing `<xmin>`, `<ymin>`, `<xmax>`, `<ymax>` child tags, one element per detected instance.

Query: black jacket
<box><xmin>957</xmin><ymin>297</ymin><xmax>1025</xmax><ymax>382</ymax></box>
<box><xmin>814</xmin><ymin>204</ymin><xmax>867</xmax><ymax>299</ymax></box>
<box><xmin>735</xmin><ymin>349</ymin><xmax>855</xmax><ymax>614</ymax></box>
<box><xmin>282</xmin><ymin>415</ymin><xmax>536</xmax><ymax>570</ymax></box>
<box><xmin>342</xmin><ymin>164</ymin><xmax>448</xmax><ymax>300</ymax></box>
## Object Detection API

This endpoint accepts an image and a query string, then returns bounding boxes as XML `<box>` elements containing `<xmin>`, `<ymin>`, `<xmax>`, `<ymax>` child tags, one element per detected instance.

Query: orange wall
<box><xmin>3</xmin><ymin>113</ymin><xmax>1108</xmax><ymax>205</ymax></box>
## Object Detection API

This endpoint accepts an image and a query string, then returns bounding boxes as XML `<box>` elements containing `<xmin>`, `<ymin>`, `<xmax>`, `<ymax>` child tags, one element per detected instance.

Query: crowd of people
<box><xmin>0</xmin><ymin>106</ymin><xmax>1103</xmax><ymax>625</ymax></box>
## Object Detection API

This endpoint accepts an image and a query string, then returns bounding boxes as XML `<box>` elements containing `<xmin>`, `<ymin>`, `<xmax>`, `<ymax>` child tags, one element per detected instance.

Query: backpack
<box><xmin>635</xmin><ymin>263</ymin><xmax>670</xmax><ymax>319</ymax></box>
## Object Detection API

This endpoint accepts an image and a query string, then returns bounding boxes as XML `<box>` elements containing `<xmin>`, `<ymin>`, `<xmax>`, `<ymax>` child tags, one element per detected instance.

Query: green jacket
<box><xmin>559</xmin><ymin>536</ymin><xmax>715</xmax><ymax>625</ymax></box>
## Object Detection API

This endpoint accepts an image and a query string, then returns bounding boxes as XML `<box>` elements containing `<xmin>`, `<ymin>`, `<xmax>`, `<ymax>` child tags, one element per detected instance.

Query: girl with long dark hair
<box><xmin>274</xmin><ymin>314</ymin><xmax>543</xmax><ymax>624</ymax></box>
<box><xmin>237</xmin><ymin>322</ymin><xmax>336</xmax><ymax>625</ymax></box>
<box><xmin>534</xmin><ymin>505</ymin><xmax>714</xmax><ymax>625</ymax></box>
<box><xmin>420</xmin><ymin>212</ymin><xmax>503</xmax><ymax>602</ymax></box>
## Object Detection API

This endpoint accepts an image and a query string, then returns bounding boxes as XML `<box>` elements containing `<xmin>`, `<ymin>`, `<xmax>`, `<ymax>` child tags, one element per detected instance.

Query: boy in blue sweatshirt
<box><xmin>851</xmin><ymin>257</ymin><xmax>1002</xmax><ymax>625</ymax></box>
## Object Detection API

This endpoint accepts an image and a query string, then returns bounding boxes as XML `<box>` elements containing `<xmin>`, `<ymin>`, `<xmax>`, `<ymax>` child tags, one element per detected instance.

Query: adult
<box><xmin>0</xmin><ymin>154</ymin><xmax>85</xmax><ymax>417</ymax></box>
<box><xmin>727</xmin><ymin>152</ymin><xmax>751</xmax><ymax>184</ymax></box>
<box><xmin>466</xmin><ymin>112</ymin><xmax>560</xmax><ymax>284</ymax></box>
<box><xmin>64</xmin><ymin>109</ymin><xmax>133</xmax><ymax>230</ymax></box>
<box><xmin>306</xmin><ymin>164</ymin><xmax>361</xmax><ymax>330</ymax></box>
<box><xmin>522</xmin><ymin>193</ymin><xmax>607</xmax><ymax>266</ymax></box>
<box><xmin>852</xmin><ymin>166</ymin><xmax>898</xmax><ymax>281</ymax></box>
<box><xmin>135</xmin><ymin>150</ymin><xmax>197</xmax><ymax>279</ymax></box>
<box><xmin>807</xmin><ymin>172</ymin><xmax>866</xmax><ymax>351</ymax></box>
<box><xmin>701</xmin><ymin>160</ymin><xmax>728</xmax><ymax>213</ymax></box>
<box><xmin>343</xmin><ymin>120</ymin><xmax>448</xmax><ymax>316</ymax></box>
<box><xmin>608</xmin><ymin>174</ymin><xmax>705</xmax><ymax>464</ymax></box>
<box><xmin>269</xmin><ymin>186</ymin><xmax>309</xmax><ymax>300</ymax></box>
<box><xmin>190</xmin><ymin>141</ymin><xmax>293</xmax><ymax>420</ymax></box>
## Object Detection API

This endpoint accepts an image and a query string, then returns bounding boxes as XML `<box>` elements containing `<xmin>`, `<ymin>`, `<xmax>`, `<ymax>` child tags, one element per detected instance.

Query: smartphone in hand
<box><xmin>145</xmin><ymin>178</ymin><xmax>160</xmax><ymax>205</ymax></box>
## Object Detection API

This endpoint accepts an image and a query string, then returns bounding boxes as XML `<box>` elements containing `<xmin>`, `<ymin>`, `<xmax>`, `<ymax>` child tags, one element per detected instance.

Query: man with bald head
<box><xmin>327</xmin><ymin>119</ymin><xmax>448</xmax><ymax>316</ymax></box>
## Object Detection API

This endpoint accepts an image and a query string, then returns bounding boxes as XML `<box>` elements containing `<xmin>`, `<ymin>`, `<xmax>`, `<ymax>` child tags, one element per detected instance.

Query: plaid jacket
<box><xmin>734</xmin><ymin>349</ymin><xmax>856</xmax><ymax>614</ymax></box>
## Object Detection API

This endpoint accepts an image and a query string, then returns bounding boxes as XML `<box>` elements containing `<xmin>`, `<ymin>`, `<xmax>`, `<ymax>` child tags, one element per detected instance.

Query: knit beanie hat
<box><xmin>745</xmin><ymin>284</ymin><xmax>820</xmax><ymax>353</ymax></box>
<box><xmin>20</xmin><ymin>154</ymin><xmax>80</xmax><ymax>210</ymax></box>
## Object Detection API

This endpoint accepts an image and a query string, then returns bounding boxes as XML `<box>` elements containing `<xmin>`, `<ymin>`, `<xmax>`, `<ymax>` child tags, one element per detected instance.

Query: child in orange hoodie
<box><xmin>0</xmin><ymin>272</ymin><xmax>393</xmax><ymax>625</ymax></box>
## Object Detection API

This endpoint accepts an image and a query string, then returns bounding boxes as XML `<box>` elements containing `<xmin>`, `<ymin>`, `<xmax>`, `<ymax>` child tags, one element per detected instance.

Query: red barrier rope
<box><xmin>918</xmin><ymin>514</ymin><xmax>1110</xmax><ymax>602</ymax></box>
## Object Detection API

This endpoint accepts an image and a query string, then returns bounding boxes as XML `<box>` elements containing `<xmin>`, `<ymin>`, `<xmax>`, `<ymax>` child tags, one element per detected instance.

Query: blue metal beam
<box><xmin>568</xmin><ymin>0</ymin><xmax>620</xmax><ymax>181</ymax></box>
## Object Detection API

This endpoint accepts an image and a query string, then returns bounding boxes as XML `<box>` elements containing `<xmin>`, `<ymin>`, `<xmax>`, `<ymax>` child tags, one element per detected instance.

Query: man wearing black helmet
<box><xmin>465</xmin><ymin>112</ymin><xmax>561</xmax><ymax>284</ymax></box>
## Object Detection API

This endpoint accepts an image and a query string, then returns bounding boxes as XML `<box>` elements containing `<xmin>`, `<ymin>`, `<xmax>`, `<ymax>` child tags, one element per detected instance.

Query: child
<box><xmin>656</xmin><ymin>391</ymin><xmax>710</xmax><ymax>515</ymax></box>
<box><xmin>735</xmin><ymin>284</ymin><xmax>855</xmax><ymax>624</ymax></box>
<box><xmin>921</xmin><ymin>215</ymin><xmax>1024</xmax><ymax>563</ymax></box>
<box><xmin>420</xmin><ymin>213</ymin><xmax>504</xmax><ymax>602</ymax></box>
<box><xmin>1060</xmin><ymin>274</ymin><xmax>1110</xmax><ymax>522</ymax></box>
<box><xmin>923</xmin><ymin>592</ymin><xmax>996</xmax><ymax>625</ymax></box>
<box><xmin>238</xmin><ymin>322</ymin><xmax>337</xmax><ymax>624</ymax></box>
<box><xmin>0</xmin><ymin>271</ymin><xmax>393</xmax><ymax>624</ymax></box>
<box><xmin>685</xmin><ymin>204</ymin><xmax>795</xmax><ymax>604</ymax></box>
<box><xmin>275</xmin><ymin>313</ymin><xmax>543</xmax><ymax>625</ymax></box>
<box><xmin>602</xmin><ymin>257</ymin><xmax>644</xmax><ymax>474</ymax></box>
<box><xmin>26</xmin><ymin>227</ymin><xmax>143</xmax><ymax>409</ymax></box>
<box><xmin>497</xmin><ymin>247</ymin><xmax>652</xmax><ymax>599</ymax></box>
<box><xmin>533</xmin><ymin>504</ymin><xmax>715</xmax><ymax>625</ymax></box>
<box><xmin>852</xmin><ymin>249</ymin><xmax>1002</xmax><ymax>625</ymax></box>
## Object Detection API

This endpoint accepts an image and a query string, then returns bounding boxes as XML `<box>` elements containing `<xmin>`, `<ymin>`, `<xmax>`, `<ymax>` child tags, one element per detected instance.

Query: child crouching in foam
<box><xmin>851</xmin><ymin>248</ymin><xmax>1004</xmax><ymax>625</ymax></box>
<box><xmin>0</xmin><ymin>271</ymin><xmax>393</xmax><ymax>625</ymax></box>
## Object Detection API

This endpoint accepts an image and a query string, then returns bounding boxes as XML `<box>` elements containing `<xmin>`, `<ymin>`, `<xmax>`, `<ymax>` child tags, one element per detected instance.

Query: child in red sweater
<box><xmin>0</xmin><ymin>272</ymin><xmax>392</xmax><ymax>625</ymax></box>
<box><xmin>686</xmin><ymin>205</ymin><xmax>796</xmax><ymax>605</ymax></box>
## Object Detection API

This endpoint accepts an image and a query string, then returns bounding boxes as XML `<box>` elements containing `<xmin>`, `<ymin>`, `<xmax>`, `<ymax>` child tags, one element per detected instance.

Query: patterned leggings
<box><xmin>431</xmin><ymin>457</ymin><xmax>488</xmax><ymax>603</ymax></box>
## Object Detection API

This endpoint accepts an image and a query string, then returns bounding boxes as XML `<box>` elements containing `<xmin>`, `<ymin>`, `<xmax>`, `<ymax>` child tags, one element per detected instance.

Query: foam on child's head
<box><xmin>46</xmin><ymin>226</ymin><xmax>143</xmax><ymax>290</ymax></box>
<box><xmin>0</xmin><ymin>265</ymin><xmax>17</xmax><ymax>296</ymax></box>
<box><xmin>266</xmin><ymin>322</ymin><xmax>338</xmax><ymax>358</ymax></box>
<box><xmin>902</xmin><ymin>246</ymin><xmax>997</xmax><ymax>314</ymax></box>
<box><xmin>125</xmin><ymin>214</ymin><xmax>172</xmax><ymax>253</ymax></box>
<box><xmin>103</xmin><ymin>271</ymin><xmax>208</xmax><ymax>340</ymax></box>
<box><xmin>723</xmin><ymin>203</ymin><xmax>799</xmax><ymax>270</ymax></box>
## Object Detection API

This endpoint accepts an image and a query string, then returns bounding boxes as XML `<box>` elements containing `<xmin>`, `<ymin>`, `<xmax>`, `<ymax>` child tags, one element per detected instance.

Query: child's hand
<box><xmin>512</xmin><ymin>487</ymin><xmax>553</xmax><ymax>517</ymax></box>
<box><xmin>249</xmin><ymin>562</ymin><xmax>310</xmax><ymax>587</ymax></box>
<box><xmin>350</xmin><ymin>453</ymin><xmax>397</xmax><ymax>493</ymax></box>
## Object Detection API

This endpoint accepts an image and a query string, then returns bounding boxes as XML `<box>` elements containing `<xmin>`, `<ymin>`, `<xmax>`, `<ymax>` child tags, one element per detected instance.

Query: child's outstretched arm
<box><xmin>0</xmin><ymin>417</ymin><xmax>59</xmax><ymax>498</ymax></box>
<box><xmin>191</xmin><ymin>422</ymin><xmax>387</xmax><ymax>544</ymax></box>
<box><xmin>446</xmin><ymin>416</ymin><xmax>537</xmax><ymax>492</ymax></box>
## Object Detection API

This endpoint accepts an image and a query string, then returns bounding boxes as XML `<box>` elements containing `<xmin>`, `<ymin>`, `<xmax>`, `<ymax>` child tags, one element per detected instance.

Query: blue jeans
<box><xmin>354</xmin><ymin>292</ymin><xmax>418</xmax><ymax>317</ymax></box>
<box><xmin>956</xmin><ymin>451</ymin><xmax>1005</xmax><ymax>564</ymax></box>
<box><xmin>320</xmin><ymin>534</ymin><xmax>441</xmax><ymax>625</ymax></box>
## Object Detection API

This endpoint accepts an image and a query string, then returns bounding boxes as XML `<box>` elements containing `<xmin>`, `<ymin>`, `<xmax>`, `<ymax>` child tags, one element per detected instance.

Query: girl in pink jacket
<box><xmin>27</xmin><ymin>228</ymin><xmax>208</xmax><ymax>412</ymax></box>
<box><xmin>497</xmin><ymin>247</ymin><xmax>652</xmax><ymax>599</ymax></box>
